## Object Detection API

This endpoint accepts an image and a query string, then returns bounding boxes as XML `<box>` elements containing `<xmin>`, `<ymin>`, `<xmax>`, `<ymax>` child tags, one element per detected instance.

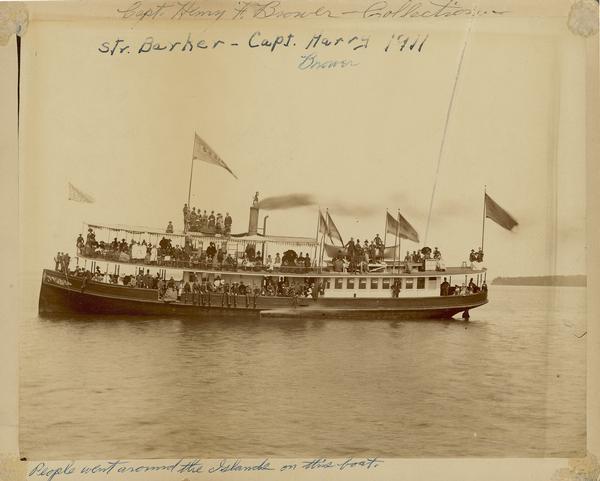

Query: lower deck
<box><xmin>39</xmin><ymin>269</ymin><xmax>488</xmax><ymax>320</ymax></box>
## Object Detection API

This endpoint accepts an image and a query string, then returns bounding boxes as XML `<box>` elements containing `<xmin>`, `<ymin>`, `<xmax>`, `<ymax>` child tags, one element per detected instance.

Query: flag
<box><xmin>326</xmin><ymin>211</ymin><xmax>344</xmax><ymax>246</ymax></box>
<box><xmin>323</xmin><ymin>243</ymin><xmax>347</xmax><ymax>258</ymax></box>
<box><xmin>318</xmin><ymin>210</ymin><xmax>328</xmax><ymax>235</ymax></box>
<box><xmin>485</xmin><ymin>193</ymin><xmax>518</xmax><ymax>231</ymax></box>
<box><xmin>68</xmin><ymin>182</ymin><xmax>94</xmax><ymax>203</ymax></box>
<box><xmin>385</xmin><ymin>211</ymin><xmax>419</xmax><ymax>243</ymax></box>
<box><xmin>193</xmin><ymin>132</ymin><xmax>238</xmax><ymax>179</ymax></box>
<box><xmin>383</xmin><ymin>244</ymin><xmax>401</xmax><ymax>259</ymax></box>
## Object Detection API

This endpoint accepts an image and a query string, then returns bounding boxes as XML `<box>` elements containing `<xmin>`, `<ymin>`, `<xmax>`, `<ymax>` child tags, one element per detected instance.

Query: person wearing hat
<box><xmin>433</xmin><ymin>247</ymin><xmax>441</xmax><ymax>260</ymax></box>
<box><xmin>224</xmin><ymin>212</ymin><xmax>232</xmax><ymax>234</ymax></box>
<box><xmin>166</xmin><ymin>221</ymin><xmax>174</xmax><ymax>233</ymax></box>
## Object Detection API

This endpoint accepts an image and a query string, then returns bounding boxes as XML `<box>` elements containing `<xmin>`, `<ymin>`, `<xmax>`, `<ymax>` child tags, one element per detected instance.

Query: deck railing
<box><xmin>77</xmin><ymin>249</ymin><xmax>443</xmax><ymax>276</ymax></box>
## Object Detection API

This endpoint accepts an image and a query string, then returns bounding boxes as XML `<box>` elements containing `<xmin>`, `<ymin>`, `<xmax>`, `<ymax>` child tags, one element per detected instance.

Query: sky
<box><xmin>19</xmin><ymin>13</ymin><xmax>587</xmax><ymax>280</ymax></box>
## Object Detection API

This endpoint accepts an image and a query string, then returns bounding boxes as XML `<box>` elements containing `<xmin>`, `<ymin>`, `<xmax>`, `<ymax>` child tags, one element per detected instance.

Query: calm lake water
<box><xmin>19</xmin><ymin>285</ymin><xmax>586</xmax><ymax>459</ymax></box>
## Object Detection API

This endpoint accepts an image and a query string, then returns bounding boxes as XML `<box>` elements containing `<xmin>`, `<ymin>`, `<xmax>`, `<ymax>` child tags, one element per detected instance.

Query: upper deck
<box><xmin>72</xmin><ymin>220</ymin><xmax>486</xmax><ymax>283</ymax></box>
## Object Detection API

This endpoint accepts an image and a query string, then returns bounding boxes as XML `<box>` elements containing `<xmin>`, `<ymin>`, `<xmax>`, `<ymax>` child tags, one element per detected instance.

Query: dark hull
<box><xmin>39</xmin><ymin>269</ymin><xmax>488</xmax><ymax>320</ymax></box>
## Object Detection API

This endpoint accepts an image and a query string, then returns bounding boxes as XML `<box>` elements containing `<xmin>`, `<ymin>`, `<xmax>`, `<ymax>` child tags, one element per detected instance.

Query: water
<box><xmin>19</xmin><ymin>286</ymin><xmax>586</xmax><ymax>459</ymax></box>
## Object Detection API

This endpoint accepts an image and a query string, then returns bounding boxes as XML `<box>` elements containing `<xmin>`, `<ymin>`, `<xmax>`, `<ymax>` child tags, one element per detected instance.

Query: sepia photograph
<box><xmin>3</xmin><ymin>0</ymin><xmax>596</xmax><ymax>468</ymax></box>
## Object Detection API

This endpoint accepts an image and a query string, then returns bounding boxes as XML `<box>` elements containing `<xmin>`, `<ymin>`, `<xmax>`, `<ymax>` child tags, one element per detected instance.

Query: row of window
<box><xmin>325</xmin><ymin>277</ymin><xmax>438</xmax><ymax>290</ymax></box>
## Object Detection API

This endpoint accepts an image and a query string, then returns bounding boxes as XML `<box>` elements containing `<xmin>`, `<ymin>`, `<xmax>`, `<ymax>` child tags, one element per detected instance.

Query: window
<box><xmin>406</xmin><ymin>279</ymin><xmax>414</xmax><ymax>289</ymax></box>
<box><xmin>325</xmin><ymin>278</ymin><xmax>331</xmax><ymax>289</ymax></box>
<box><xmin>347</xmin><ymin>278</ymin><xmax>355</xmax><ymax>289</ymax></box>
<box><xmin>417</xmin><ymin>277</ymin><xmax>425</xmax><ymax>289</ymax></box>
<box><xmin>335</xmin><ymin>278</ymin><xmax>343</xmax><ymax>289</ymax></box>
<box><xmin>359</xmin><ymin>278</ymin><xmax>367</xmax><ymax>289</ymax></box>
<box><xmin>370</xmin><ymin>278</ymin><xmax>379</xmax><ymax>289</ymax></box>
<box><xmin>382</xmin><ymin>278</ymin><xmax>390</xmax><ymax>289</ymax></box>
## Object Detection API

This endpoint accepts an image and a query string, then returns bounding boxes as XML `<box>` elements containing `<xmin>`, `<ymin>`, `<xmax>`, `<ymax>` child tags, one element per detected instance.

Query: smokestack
<box><xmin>248</xmin><ymin>205</ymin><xmax>259</xmax><ymax>235</ymax></box>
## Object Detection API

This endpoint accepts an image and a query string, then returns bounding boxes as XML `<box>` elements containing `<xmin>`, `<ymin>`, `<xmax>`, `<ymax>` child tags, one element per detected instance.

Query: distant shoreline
<box><xmin>492</xmin><ymin>275</ymin><xmax>586</xmax><ymax>287</ymax></box>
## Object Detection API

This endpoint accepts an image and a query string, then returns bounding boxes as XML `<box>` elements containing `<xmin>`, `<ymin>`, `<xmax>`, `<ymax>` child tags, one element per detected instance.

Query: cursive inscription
<box><xmin>27</xmin><ymin>457</ymin><xmax>383</xmax><ymax>481</ymax></box>
<box><xmin>298</xmin><ymin>52</ymin><xmax>359</xmax><ymax>70</ymax></box>
<box><xmin>114</xmin><ymin>0</ymin><xmax>509</xmax><ymax>22</ymax></box>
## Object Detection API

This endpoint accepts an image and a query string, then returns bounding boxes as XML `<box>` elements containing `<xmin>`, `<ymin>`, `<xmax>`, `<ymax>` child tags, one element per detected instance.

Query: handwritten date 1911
<box><xmin>384</xmin><ymin>33</ymin><xmax>429</xmax><ymax>52</ymax></box>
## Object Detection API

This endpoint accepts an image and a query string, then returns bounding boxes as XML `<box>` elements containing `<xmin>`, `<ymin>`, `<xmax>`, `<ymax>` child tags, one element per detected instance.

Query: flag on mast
<box><xmin>68</xmin><ymin>182</ymin><xmax>94</xmax><ymax>203</ymax></box>
<box><xmin>318</xmin><ymin>210</ymin><xmax>328</xmax><ymax>235</ymax></box>
<box><xmin>385</xmin><ymin>211</ymin><xmax>419</xmax><ymax>243</ymax></box>
<box><xmin>485</xmin><ymin>193</ymin><xmax>518</xmax><ymax>231</ymax></box>
<box><xmin>326</xmin><ymin>211</ymin><xmax>344</xmax><ymax>246</ymax></box>
<box><xmin>192</xmin><ymin>132</ymin><xmax>238</xmax><ymax>179</ymax></box>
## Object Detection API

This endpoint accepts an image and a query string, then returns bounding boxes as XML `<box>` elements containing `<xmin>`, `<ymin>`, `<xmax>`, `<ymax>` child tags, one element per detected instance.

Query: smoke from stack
<box><xmin>258</xmin><ymin>192</ymin><xmax>380</xmax><ymax>216</ymax></box>
<box><xmin>258</xmin><ymin>193</ymin><xmax>317</xmax><ymax>210</ymax></box>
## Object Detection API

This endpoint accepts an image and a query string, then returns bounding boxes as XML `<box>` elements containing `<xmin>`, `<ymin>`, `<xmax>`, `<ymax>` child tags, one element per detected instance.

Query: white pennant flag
<box><xmin>68</xmin><ymin>182</ymin><xmax>94</xmax><ymax>203</ymax></box>
<box><xmin>193</xmin><ymin>132</ymin><xmax>238</xmax><ymax>179</ymax></box>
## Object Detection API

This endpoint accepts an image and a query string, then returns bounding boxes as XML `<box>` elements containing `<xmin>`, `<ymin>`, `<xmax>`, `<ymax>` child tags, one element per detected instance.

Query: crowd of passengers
<box><xmin>61</xmin><ymin>264</ymin><xmax>322</xmax><ymax>301</ymax></box>
<box><xmin>178</xmin><ymin>203</ymin><xmax>233</xmax><ymax>235</ymax></box>
<box><xmin>440</xmin><ymin>276</ymin><xmax>487</xmax><ymax>296</ymax></box>
<box><xmin>76</xmin><ymin>228</ymin><xmax>315</xmax><ymax>272</ymax></box>
<box><xmin>74</xmin><ymin>228</ymin><xmax>484</xmax><ymax>275</ymax></box>
<box><xmin>330</xmin><ymin>238</ymin><xmax>445</xmax><ymax>274</ymax></box>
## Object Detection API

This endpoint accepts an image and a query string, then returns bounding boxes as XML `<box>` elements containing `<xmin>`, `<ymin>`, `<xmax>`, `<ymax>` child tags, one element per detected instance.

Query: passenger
<box><xmin>86</xmin><ymin>228</ymin><xmax>95</xmax><ymax>245</ymax></box>
<box><xmin>183</xmin><ymin>203</ymin><xmax>189</xmax><ymax>224</ymax></box>
<box><xmin>224</xmin><ymin>212</ymin><xmax>232</xmax><ymax>234</ymax></box>
<box><xmin>76</xmin><ymin>234</ymin><xmax>84</xmax><ymax>254</ymax></box>
<box><xmin>189</xmin><ymin>208</ymin><xmax>198</xmax><ymax>231</ymax></box>
<box><xmin>440</xmin><ymin>277</ymin><xmax>450</xmax><ymax>296</ymax></box>
<box><xmin>304</xmin><ymin>254</ymin><xmax>311</xmax><ymax>269</ymax></box>
<box><xmin>273</xmin><ymin>253</ymin><xmax>282</xmax><ymax>270</ymax></box>
<box><xmin>225</xmin><ymin>253</ymin><xmax>235</xmax><ymax>270</ymax></box>
<box><xmin>374</xmin><ymin>234</ymin><xmax>383</xmax><ymax>248</ymax></box>
<box><xmin>333</xmin><ymin>257</ymin><xmax>344</xmax><ymax>272</ymax></box>
<box><xmin>433</xmin><ymin>247</ymin><xmax>441</xmax><ymax>260</ymax></box>
<box><xmin>166</xmin><ymin>221</ymin><xmax>174</xmax><ymax>233</ymax></box>
<box><xmin>206</xmin><ymin>242</ymin><xmax>217</xmax><ymax>259</ymax></box>
<box><xmin>265</xmin><ymin>254</ymin><xmax>273</xmax><ymax>271</ymax></box>
<box><xmin>62</xmin><ymin>253</ymin><xmax>71</xmax><ymax>273</ymax></box>
<box><xmin>345</xmin><ymin>238</ymin><xmax>355</xmax><ymax>259</ymax></box>
<box><xmin>182</xmin><ymin>281</ymin><xmax>191</xmax><ymax>303</ymax></box>
<box><xmin>208</xmin><ymin>211</ymin><xmax>216</xmax><ymax>229</ymax></box>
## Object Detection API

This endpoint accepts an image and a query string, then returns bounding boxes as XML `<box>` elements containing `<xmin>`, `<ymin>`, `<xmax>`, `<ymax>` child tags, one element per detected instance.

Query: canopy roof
<box><xmin>86</xmin><ymin>222</ymin><xmax>318</xmax><ymax>248</ymax></box>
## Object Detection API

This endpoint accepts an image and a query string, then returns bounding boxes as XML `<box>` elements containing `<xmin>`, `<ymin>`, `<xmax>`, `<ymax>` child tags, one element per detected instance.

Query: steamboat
<box><xmin>38</xmin><ymin>195</ymin><xmax>490</xmax><ymax>321</ymax></box>
<box><xmin>38</xmin><ymin>133</ymin><xmax>521</xmax><ymax>321</ymax></box>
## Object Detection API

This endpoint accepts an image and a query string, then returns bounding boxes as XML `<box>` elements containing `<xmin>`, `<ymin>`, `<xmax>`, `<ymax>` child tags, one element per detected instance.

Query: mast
<box><xmin>481</xmin><ymin>185</ymin><xmax>486</xmax><ymax>251</ymax></box>
<box><xmin>186</xmin><ymin>146</ymin><xmax>195</xmax><ymax>234</ymax></box>
<box><xmin>383</xmin><ymin>209</ymin><xmax>388</xmax><ymax>261</ymax></box>
<box><xmin>392</xmin><ymin>210</ymin><xmax>399</xmax><ymax>274</ymax></box>
<box><xmin>187</xmin><ymin>157</ymin><xmax>194</xmax><ymax>208</ymax></box>
<box><xmin>319</xmin><ymin>209</ymin><xmax>329</xmax><ymax>270</ymax></box>
<box><xmin>396</xmin><ymin>210</ymin><xmax>401</xmax><ymax>274</ymax></box>
<box><xmin>313</xmin><ymin>207</ymin><xmax>321</xmax><ymax>267</ymax></box>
